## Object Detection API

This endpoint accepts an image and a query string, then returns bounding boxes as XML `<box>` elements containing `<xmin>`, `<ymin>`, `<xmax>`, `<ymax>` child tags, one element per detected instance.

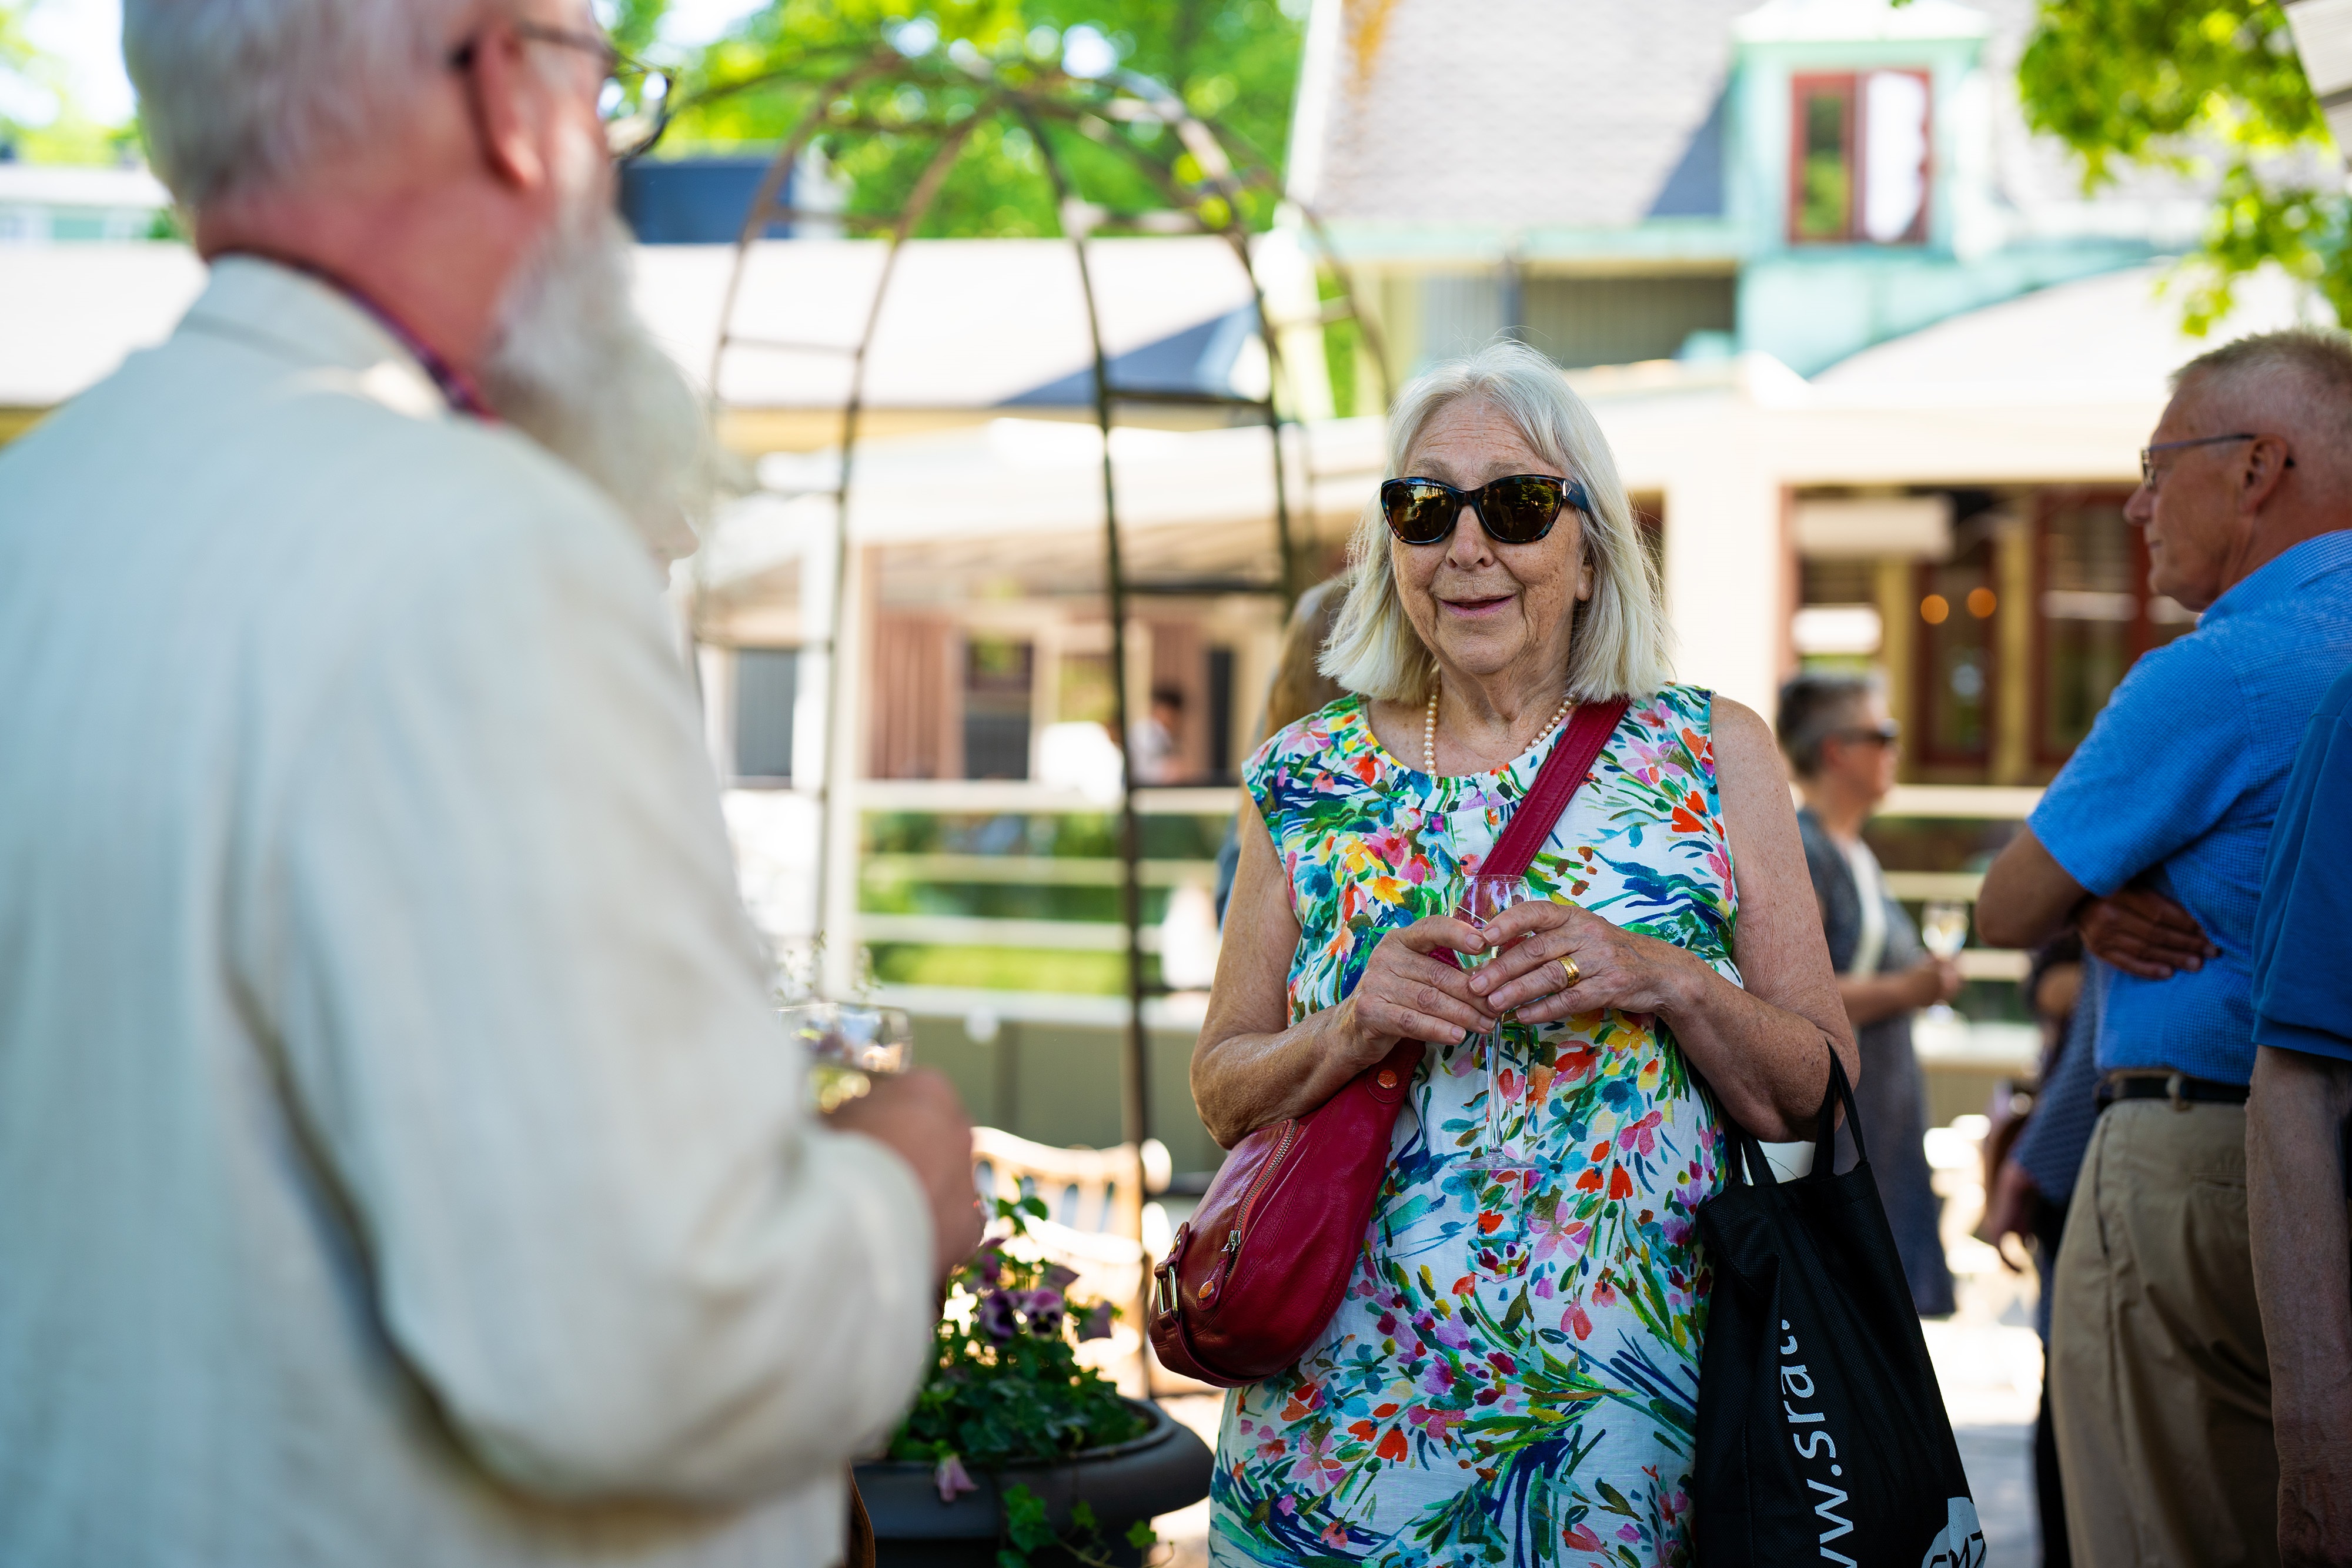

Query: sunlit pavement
<box><xmin>1927</xmin><ymin>1118</ymin><xmax>2046</xmax><ymax>1566</ymax></box>
<box><xmin>1150</xmin><ymin>1122</ymin><xmax>2049</xmax><ymax>1565</ymax></box>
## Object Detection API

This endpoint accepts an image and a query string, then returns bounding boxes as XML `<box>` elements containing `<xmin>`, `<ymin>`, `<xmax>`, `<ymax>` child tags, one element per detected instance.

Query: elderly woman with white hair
<box><xmin>1192</xmin><ymin>342</ymin><xmax>1853</xmax><ymax>1564</ymax></box>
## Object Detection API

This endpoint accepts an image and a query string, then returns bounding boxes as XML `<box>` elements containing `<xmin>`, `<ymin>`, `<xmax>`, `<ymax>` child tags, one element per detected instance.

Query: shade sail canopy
<box><xmin>642</xmin><ymin>237</ymin><xmax>1264</xmax><ymax>410</ymax></box>
<box><xmin>0</xmin><ymin>236</ymin><xmax>1267</xmax><ymax>416</ymax></box>
<box><xmin>697</xmin><ymin>414</ymin><xmax>1387</xmax><ymax>600</ymax></box>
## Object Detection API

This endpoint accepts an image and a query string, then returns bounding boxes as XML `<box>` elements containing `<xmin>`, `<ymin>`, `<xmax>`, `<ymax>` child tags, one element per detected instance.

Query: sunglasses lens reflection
<box><xmin>1382</xmin><ymin>482</ymin><xmax>1457</xmax><ymax>545</ymax></box>
<box><xmin>1380</xmin><ymin>476</ymin><xmax>1569</xmax><ymax>546</ymax></box>
<box><xmin>1482</xmin><ymin>476</ymin><xmax>1563</xmax><ymax>543</ymax></box>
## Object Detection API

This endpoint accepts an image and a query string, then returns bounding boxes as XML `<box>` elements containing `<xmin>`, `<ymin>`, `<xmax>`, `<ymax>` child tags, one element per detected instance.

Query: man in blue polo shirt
<box><xmin>1980</xmin><ymin>327</ymin><xmax>2352</xmax><ymax>1567</ymax></box>
<box><xmin>2247</xmin><ymin>664</ymin><xmax>2352</xmax><ymax>1568</ymax></box>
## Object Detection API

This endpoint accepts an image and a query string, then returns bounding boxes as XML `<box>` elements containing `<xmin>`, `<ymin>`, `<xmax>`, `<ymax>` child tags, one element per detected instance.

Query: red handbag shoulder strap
<box><xmin>1479</xmin><ymin>697</ymin><xmax>1629</xmax><ymax>881</ymax></box>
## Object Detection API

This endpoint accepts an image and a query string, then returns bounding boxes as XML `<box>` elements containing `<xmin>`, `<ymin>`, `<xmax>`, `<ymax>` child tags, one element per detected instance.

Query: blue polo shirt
<box><xmin>2028</xmin><ymin>530</ymin><xmax>2352</xmax><ymax>1084</ymax></box>
<box><xmin>2253</xmin><ymin>663</ymin><xmax>2352</xmax><ymax>1062</ymax></box>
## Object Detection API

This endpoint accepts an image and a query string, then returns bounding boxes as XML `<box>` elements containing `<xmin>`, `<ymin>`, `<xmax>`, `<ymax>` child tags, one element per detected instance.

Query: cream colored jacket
<box><xmin>0</xmin><ymin>257</ymin><xmax>934</xmax><ymax>1564</ymax></box>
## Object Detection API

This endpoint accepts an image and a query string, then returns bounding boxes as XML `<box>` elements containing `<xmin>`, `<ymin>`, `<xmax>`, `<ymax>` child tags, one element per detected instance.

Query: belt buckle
<box><xmin>2166</xmin><ymin>1071</ymin><xmax>2190</xmax><ymax>1113</ymax></box>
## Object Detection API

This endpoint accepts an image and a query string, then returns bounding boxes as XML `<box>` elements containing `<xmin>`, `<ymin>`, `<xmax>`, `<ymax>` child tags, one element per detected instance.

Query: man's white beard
<box><xmin>481</xmin><ymin>185</ymin><xmax>713</xmax><ymax>564</ymax></box>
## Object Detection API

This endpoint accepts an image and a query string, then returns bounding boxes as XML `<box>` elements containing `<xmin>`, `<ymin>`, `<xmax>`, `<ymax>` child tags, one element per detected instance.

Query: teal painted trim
<box><xmin>1728</xmin><ymin>33</ymin><xmax>1989</xmax><ymax>259</ymax></box>
<box><xmin>1739</xmin><ymin>241</ymin><xmax>2166</xmax><ymax>376</ymax></box>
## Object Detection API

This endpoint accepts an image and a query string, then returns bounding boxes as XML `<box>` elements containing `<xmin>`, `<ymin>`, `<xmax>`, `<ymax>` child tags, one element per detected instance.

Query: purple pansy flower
<box><xmin>1023</xmin><ymin>1288</ymin><xmax>1065</xmax><ymax>1335</ymax></box>
<box><xmin>934</xmin><ymin>1453</ymin><xmax>977</xmax><ymax>1503</ymax></box>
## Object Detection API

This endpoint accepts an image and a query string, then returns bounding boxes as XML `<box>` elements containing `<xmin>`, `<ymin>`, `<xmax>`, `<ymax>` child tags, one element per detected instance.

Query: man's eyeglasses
<box><xmin>2137</xmin><ymin>432</ymin><xmax>2294</xmax><ymax>489</ymax></box>
<box><xmin>1831</xmin><ymin>722</ymin><xmax>1901</xmax><ymax>750</ymax></box>
<box><xmin>1379</xmin><ymin>473</ymin><xmax>1593</xmax><ymax>547</ymax></box>
<box><xmin>449</xmin><ymin>22</ymin><xmax>675</xmax><ymax>162</ymax></box>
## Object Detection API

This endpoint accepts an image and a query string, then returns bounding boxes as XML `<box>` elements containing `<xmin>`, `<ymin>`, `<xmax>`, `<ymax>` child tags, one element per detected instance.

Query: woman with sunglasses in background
<box><xmin>1776</xmin><ymin>672</ymin><xmax>1961</xmax><ymax>1319</ymax></box>
<box><xmin>1190</xmin><ymin>340</ymin><xmax>1851</xmax><ymax>1564</ymax></box>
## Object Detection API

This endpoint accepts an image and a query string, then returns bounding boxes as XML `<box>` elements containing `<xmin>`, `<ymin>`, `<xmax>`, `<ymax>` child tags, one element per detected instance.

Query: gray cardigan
<box><xmin>1796</xmin><ymin>807</ymin><xmax>1956</xmax><ymax>1316</ymax></box>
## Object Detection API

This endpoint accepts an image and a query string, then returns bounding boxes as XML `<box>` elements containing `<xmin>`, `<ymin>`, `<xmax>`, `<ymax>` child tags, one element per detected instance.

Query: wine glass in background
<box><xmin>780</xmin><ymin>1001</ymin><xmax>914</xmax><ymax>1112</ymax></box>
<box><xmin>1919</xmin><ymin>900</ymin><xmax>1970</xmax><ymax>1024</ymax></box>
<box><xmin>1463</xmin><ymin>872</ymin><xmax>1536</xmax><ymax>1158</ymax></box>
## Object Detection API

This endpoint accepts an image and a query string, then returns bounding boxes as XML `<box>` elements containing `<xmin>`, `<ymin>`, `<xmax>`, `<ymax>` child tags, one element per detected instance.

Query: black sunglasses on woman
<box><xmin>1380</xmin><ymin>473</ymin><xmax>1595</xmax><ymax>547</ymax></box>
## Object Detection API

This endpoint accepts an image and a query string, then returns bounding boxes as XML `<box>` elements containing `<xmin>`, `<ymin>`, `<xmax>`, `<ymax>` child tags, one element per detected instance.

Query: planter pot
<box><xmin>854</xmin><ymin>1399</ymin><xmax>1213</xmax><ymax>1568</ymax></box>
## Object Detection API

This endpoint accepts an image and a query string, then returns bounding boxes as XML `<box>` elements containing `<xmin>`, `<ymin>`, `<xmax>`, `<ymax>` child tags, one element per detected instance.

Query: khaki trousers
<box><xmin>2050</xmin><ymin>1099</ymin><xmax>2277</xmax><ymax>1567</ymax></box>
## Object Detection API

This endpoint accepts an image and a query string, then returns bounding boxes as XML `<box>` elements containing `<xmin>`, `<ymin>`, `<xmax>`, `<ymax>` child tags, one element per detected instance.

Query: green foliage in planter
<box><xmin>1001</xmin><ymin>1489</ymin><xmax>1157</xmax><ymax>1568</ymax></box>
<box><xmin>891</xmin><ymin>1196</ymin><xmax>1150</xmax><ymax>1470</ymax></box>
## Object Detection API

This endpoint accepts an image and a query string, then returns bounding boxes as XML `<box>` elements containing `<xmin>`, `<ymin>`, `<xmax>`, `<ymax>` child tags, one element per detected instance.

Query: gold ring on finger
<box><xmin>1559</xmin><ymin>956</ymin><xmax>1581</xmax><ymax>989</ymax></box>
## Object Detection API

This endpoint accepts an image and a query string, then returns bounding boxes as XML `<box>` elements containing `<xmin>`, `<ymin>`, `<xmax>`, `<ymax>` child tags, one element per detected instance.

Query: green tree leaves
<box><xmin>2016</xmin><ymin>0</ymin><xmax>2351</xmax><ymax>330</ymax></box>
<box><xmin>0</xmin><ymin>0</ymin><xmax>139</xmax><ymax>163</ymax></box>
<box><xmin>659</xmin><ymin>0</ymin><xmax>1305</xmax><ymax>236</ymax></box>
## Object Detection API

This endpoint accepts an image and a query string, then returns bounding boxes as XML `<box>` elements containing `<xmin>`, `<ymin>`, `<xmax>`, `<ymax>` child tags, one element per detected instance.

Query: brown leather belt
<box><xmin>2097</xmin><ymin>1069</ymin><xmax>2250</xmax><ymax>1112</ymax></box>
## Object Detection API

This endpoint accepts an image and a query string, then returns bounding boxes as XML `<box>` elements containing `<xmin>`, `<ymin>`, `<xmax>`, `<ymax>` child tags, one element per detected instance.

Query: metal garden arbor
<box><xmin>686</xmin><ymin>38</ymin><xmax>1388</xmax><ymax>1179</ymax></box>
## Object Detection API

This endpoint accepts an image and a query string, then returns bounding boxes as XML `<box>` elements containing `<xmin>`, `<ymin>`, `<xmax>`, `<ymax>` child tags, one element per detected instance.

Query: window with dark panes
<box><xmin>1207</xmin><ymin>646</ymin><xmax>1237</xmax><ymax>781</ymax></box>
<box><xmin>1793</xmin><ymin>76</ymin><xmax>1855</xmax><ymax>242</ymax></box>
<box><xmin>1789</xmin><ymin>70</ymin><xmax>1930</xmax><ymax>245</ymax></box>
<box><xmin>2034</xmin><ymin>492</ymin><xmax>2196</xmax><ymax>768</ymax></box>
<box><xmin>1517</xmin><ymin>275</ymin><xmax>1737</xmax><ymax>369</ymax></box>
<box><xmin>733</xmin><ymin>647</ymin><xmax>799</xmax><ymax>781</ymax></box>
<box><xmin>963</xmin><ymin>636</ymin><xmax>1034</xmax><ymax>780</ymax></box>
<box><xmin>1915</xmin><ymin>539</ymin><xmax>1996</xmax><ymax>771</ymax></box>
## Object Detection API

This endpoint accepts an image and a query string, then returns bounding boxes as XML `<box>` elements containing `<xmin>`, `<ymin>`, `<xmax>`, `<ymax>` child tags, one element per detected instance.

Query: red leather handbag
<box><xmin>1149</xmin><ymin>698</ymin><xmax>1629</xmax><ymax>1386</ymax></box>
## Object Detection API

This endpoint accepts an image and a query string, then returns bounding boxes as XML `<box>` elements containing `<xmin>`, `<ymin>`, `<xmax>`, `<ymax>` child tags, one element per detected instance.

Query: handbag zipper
<box><xmin>1205</xmin><ymin>1118</ymin><xmax>1298</xmax><ymax>1302</ymax></box>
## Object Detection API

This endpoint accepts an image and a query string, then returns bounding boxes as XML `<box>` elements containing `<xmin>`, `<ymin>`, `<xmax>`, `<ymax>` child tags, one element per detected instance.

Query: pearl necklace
<box><xmin>1424</xmin><ymin>685</ymin><xmax>1576</xmax><ymax>774</ymax></box>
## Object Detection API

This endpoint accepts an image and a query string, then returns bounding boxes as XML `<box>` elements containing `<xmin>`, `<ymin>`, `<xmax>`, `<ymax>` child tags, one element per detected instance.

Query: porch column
<box><xmin>817</xmin><ymin>541</ymin><xmax>870</xmax><ymax>997</ymax></box>
<box><xmin>1661</xmin><ymin>457</ymin><xmax>1787</xmax><ymax>728</ymax></box>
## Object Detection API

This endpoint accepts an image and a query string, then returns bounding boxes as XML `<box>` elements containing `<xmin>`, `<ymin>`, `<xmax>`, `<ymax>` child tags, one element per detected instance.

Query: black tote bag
<box><xmin>1692</xmin><ymin>1054</ymin><xmax>1985</xmax><ymax>1567</ymax></box>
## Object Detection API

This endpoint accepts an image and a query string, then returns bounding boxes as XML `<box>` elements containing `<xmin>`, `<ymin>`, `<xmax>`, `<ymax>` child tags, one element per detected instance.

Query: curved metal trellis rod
<box><xmin>687</xmin><ymin>44</ymin><xmax>1393</xmax><ymax>1194</ymax></box>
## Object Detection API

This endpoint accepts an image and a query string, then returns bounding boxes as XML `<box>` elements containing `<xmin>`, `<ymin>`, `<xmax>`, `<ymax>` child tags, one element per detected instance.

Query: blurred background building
<box><xmin>12</xmin><ymin>0</ymin><xmax>2341</xmax><ymax>1539</ymax></box>
<box><xmin>0</xmin><ymin>0</ymin><xmax>2329</xmax><ymax>1182</ymax></box>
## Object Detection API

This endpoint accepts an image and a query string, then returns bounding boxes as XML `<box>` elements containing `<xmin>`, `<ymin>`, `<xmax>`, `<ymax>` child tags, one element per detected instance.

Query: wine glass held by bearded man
<box><xmin>0</xmin><ymin>4</ymin><xmax>977</xmax><ymax>1564</ymax></box>
<box><xmin>1189</xmin><ymin>341</ymin><xmax>1853</xmax><ymax>1563</ymax></box>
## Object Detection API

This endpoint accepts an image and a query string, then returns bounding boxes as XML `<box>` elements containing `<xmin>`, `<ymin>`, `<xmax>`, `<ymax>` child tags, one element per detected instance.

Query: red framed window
<box><xmin>1789</xmin><ymin>70</ymin><xmax>1932</xmax><ymax>245</ymax></box>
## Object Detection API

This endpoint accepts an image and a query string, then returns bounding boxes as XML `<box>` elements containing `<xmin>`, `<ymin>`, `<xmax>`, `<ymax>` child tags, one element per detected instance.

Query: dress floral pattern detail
<box><xmin>1209</xmin><ymin>686</ymin><xmax>1735</xmax><ymax>1568</ymax></box>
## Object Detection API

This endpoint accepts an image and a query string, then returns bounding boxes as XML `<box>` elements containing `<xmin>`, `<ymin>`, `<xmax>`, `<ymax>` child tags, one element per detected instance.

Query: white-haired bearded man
<box><xmin>0</xmin><ymin>4</ymin><xmax>981</xmax><ymax>1564</ymax></box>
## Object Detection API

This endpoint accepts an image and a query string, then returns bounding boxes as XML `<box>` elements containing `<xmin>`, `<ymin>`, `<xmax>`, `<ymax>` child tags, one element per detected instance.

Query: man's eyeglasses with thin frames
<box><xmin>2137</xmin><ymin>433</ymin><xmax>2294</xmax><ymax>489</ymax></box>
<box><xmin>448</xmin><ymin>21</ymin><xmax>674</xmax><ymax>162</ymax></box>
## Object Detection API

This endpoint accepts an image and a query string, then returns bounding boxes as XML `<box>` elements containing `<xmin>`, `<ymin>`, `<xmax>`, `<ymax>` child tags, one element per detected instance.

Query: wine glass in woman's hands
<box><xmin>1464</xmin><ymin>874</ymin><xmax>1536</xmax><ymax>1152</ymax></box>
<box><xmin>1919</xmin><ymin>901</ymin><xmax>1969</xmax><ymax>1022</ymax></box>
<box><xmin>1337</xmin><ymin>914</ymin><xmax>1497</xmax><ymax>1065</ymax></box>
<box><xmin>1908</xmin><ymin>955</ymin><xmax>1963</xmax><ymax>1010</ymax></box>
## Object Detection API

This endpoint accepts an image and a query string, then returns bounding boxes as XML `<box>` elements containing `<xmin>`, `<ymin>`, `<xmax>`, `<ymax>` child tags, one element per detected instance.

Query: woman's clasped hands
<box><xmin>1338</xmin><ymin>898</ymin><xmax>1711</xmax><ymax>1061</ymax></box>
<box><xmin>1335</xmin><ymin>914</ymin><xmax>1496</xmax><ymax>1061</ymax></box>
<box><xmin>1465</xmin><ymin>898</ymin><xmax>1707</xmax><ymax>1025</ymax></box>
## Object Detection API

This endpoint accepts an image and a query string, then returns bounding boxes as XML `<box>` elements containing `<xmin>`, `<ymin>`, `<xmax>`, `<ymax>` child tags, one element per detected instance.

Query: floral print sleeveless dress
<box><xmin>1208</xmin><ymin>686</ymin><xmax>1735</xmax><ymax>1568</ymax></box>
